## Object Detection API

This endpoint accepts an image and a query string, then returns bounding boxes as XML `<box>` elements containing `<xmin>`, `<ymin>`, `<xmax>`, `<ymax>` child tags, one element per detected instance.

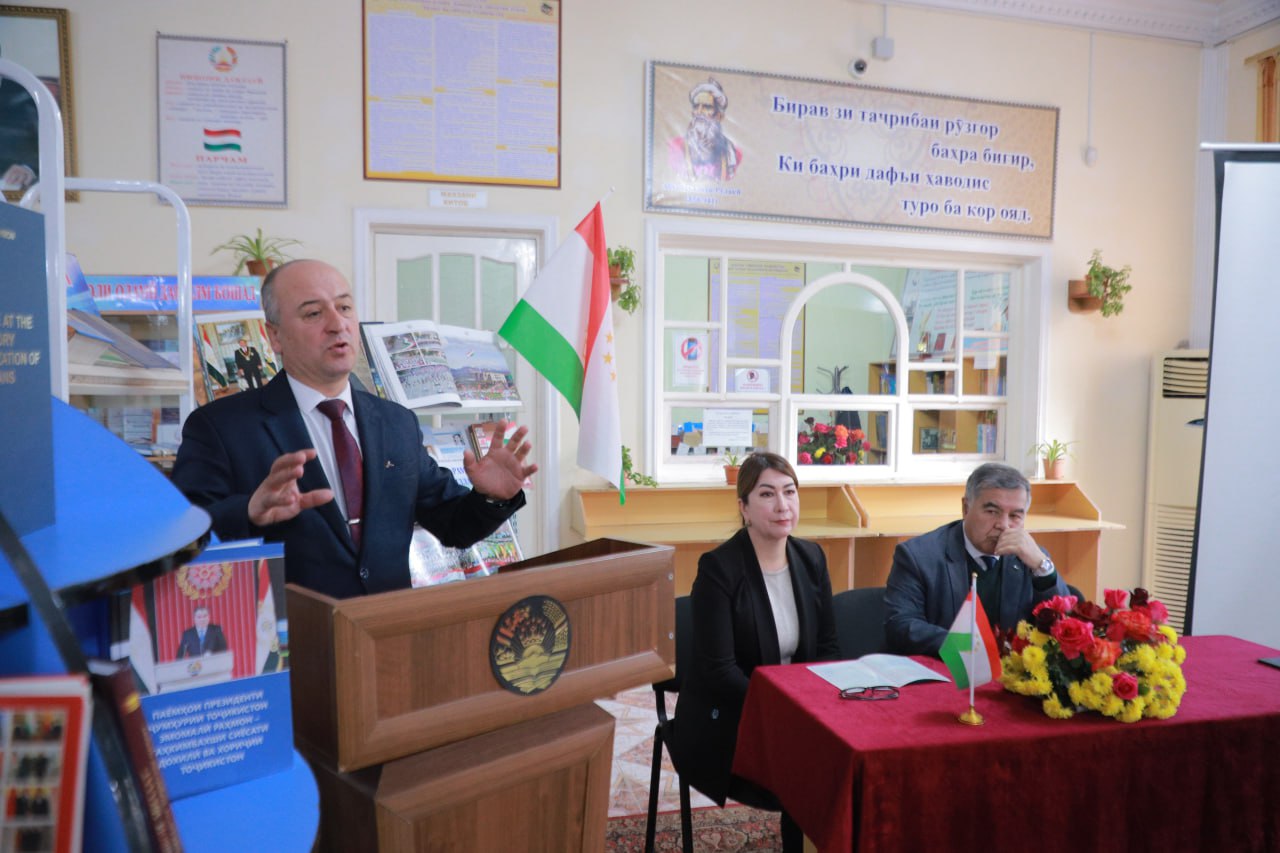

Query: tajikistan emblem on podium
<box><xmin>490</xmin><ymin>595</ymin><xmax>571</xmax><ymax>695</ymax></box>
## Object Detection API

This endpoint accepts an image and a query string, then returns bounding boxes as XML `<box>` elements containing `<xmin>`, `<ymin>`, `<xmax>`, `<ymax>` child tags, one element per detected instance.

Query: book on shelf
<box><xmin>354</xmin><ymin>321</ymin><xmax>388</xmax><ymax>399</ymax></box>
<box><xmin>193</xmin><ymin>311</ymin><xmax>280</xmax><ymax>406</ymax></box>
<box><xmin>409</xmin><ymin>431</ymin><xmax>525</xmax><ymax>585</ymax></box>
<box><xmin>0</xmin><ymin>674</ymin><xmax>93</xmax><ymax>853</ymax></box>
<box><xmin>85</xmin><ymin>660</ymin><xmax>181</xmax><ymax>853</ymax></box>
<box><xmin>113</xmin><ymin>540</ymin><xmax>293</xmax><ymax>801</ymax></box>
<box><xmin>364</xmin><ymin>319</ymin><xmax>521</xmax><ymax>411</ymax></box>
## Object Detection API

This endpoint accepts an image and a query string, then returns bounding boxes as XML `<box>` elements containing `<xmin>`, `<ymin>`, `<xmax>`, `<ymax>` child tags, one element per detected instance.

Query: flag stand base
<box><xmin>957</xmin><ymin>705</ymin><xmax>984</xmax><ymax>726</ymax></box>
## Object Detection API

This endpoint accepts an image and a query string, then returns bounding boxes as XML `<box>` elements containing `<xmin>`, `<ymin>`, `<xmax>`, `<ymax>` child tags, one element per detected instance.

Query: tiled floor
<box><xmin>596</xmin><ymin>686</ymin><xmax>717</xmax><ymax>818</ymax></box>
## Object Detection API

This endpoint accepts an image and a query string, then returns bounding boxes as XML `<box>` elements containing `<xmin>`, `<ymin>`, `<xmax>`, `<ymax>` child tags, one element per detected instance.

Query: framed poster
<box><xmin>0</xmin><ymin>5</ymin><xmax>76</xmax><ymax>202</ymax></box>
<box><xmin>362</xmin><ymin>0</ymin><xmax>561</xmax><ymax>188</ymax></box>
<box><xmin>646</xmin><ymin>62</ymin><xmax>1059</xmax><ymax>239</ymax></box>
<box><xmin>157</xmin><ymin>34</ymin><xmax>287</xmax><ymax>207</ymax></box>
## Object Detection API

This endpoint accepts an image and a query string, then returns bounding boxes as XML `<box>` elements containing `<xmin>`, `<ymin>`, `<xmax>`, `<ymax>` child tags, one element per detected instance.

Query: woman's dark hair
<box><xmin>736</xmin><ymin>451</ymin><xmax>799</xmax><ymax>509</ymax></box>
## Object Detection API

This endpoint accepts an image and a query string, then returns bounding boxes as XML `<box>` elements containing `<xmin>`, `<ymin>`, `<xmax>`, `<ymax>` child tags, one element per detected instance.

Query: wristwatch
<box><xmin>1034</xmin><ymin>556</ymin><xmax>1056</xmax><ymax>578</ymax></box>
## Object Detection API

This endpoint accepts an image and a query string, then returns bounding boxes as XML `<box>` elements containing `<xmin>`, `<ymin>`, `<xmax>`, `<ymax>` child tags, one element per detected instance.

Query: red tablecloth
<box><xmin>732</xmin><ymin>635</ymin><xmax>1280</xmax><ymax>853</ymax></box>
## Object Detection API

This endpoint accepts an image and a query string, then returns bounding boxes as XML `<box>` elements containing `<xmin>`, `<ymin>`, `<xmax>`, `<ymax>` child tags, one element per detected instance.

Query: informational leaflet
<box><xmin>364</xmin><ymin>0</ymin><xmax>560</xmax><ymax>188</ymax></box>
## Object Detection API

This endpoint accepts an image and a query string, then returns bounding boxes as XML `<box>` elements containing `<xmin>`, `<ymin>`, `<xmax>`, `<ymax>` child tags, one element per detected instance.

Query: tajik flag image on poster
<box><xmin>498</xmin><ymin>203</ymin><xmax>623</xmax><ymax>493</ymax></box>
<box><xmin>939</xmin><ymin>590</ymin><xmax>1001</xmax><ymax>689</ymax></box>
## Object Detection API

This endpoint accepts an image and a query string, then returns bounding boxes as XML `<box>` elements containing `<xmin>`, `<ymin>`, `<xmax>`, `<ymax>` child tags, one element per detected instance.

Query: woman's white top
<box><xmin>762</xmin><ymin>564</ymin><xmax>799</xmax><ymax>664</ymax></box>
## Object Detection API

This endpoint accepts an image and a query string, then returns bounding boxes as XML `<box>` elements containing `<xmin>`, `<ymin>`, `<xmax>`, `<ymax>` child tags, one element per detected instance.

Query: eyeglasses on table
<box><xmin>839</xmin><ymin>685</ymin><xmax>900</xmax><ymax>701</ymax></box>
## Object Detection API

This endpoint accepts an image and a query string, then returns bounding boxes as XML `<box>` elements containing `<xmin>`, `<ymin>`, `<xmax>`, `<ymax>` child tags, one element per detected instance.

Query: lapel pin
<box><xmin>385</xmin><ymin>460</ymin><xmax>395</xmax><ymax>468</ymax></box>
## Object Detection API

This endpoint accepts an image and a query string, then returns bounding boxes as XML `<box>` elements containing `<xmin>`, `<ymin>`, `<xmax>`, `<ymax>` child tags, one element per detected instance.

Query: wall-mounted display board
<box><xmin>362</xmin><ymin>0</ymin><xmax>561</xmax><ymax>189</ymax></box>
<box><xmin>157</xmin><ymin>34</ymin><xmax>287</xmax><ymax>207</ymax></box>
<box><xmin>645</xmin><ymin>62</ymin><xmax>1058</xmax><ymax>239</ymax></box>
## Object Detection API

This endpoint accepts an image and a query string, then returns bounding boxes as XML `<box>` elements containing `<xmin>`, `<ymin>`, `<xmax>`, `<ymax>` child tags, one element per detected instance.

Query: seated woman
<box><xmin>670</xmin><ymin>451</ymin><xmax>839</xmax><ymax>852</ymax></box>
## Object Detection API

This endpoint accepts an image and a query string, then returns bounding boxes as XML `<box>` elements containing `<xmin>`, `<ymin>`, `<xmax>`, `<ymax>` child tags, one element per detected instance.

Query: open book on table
<box><xmin>365</xmin><ymin>319</ymin><xmax>521</xmax><ymax>412</ymax></box>
<box><xmin>807</xmin><ymin>654</ymin><xmax>949</xmax><ymax>690</ymax></box>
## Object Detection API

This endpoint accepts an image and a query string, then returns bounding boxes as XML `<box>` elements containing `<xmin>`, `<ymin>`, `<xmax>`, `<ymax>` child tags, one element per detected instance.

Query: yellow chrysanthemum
<box><xmin>1021</xmin><ymin>646</ymin><xmax>1046</xmax><ymax>668</ymax></box>
<box><xmin>1029</xmin><ymin>629</ymin><xmax>1051</xmax><ymax>646</ymax></box>
<box><xmin>1157</xmin><ymin>625</ymin><xmax>1179</xmax><ymax>644</ymax></box>
<box><xmin>1100</xmin><ymin>695</ymin><xmax>1124</xmax><ymax>717</ymax></box>
<box><xmin>1016</xmin><ymin>622</ymin><xmax>1033</xmax><ymax>640</ymax></box>
<box><xmin>1174</xmin><ymin>645</ymin><xmax>1187</xmax><ymax>664</ymax></box>
<box><xmin>1117</xmin><ymin>699</ymin><xmax>1145</xmax><ymax>723</ymax></box>
<box><xmin>1132</xmin><ymin>645</ymin><xmax>1158</xmax><ymax>670</ymax></box>
<box><xmin>1043</xmin><ymin>694</ymin><xmax>1075</xmax><ymax>719</ymax></box>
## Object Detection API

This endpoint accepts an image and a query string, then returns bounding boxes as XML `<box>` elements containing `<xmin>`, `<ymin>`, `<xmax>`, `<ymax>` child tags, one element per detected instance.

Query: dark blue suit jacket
<box><xmin>171</xmin><ymin>372</ymin><xmax>522</xmax><ymax>599</ymax></box>
<box><xmin>884</xmin><ymin>520</ymin><xmax>1067</xmax><ymax>656</ymax></box>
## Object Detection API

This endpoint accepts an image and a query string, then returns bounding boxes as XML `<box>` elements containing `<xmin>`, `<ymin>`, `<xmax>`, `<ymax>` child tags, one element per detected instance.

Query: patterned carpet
<box><xmin>597</xmin><ymin>687</ymin><xmax>785</xmax><ymax>852</ymax></box>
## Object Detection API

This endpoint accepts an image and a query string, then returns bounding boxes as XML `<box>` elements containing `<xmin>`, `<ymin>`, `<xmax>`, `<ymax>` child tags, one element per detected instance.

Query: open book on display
<box><xmin>365</xmin><ymin>319</ymin><xmax>521</xmax><ymax>412</ymax></box>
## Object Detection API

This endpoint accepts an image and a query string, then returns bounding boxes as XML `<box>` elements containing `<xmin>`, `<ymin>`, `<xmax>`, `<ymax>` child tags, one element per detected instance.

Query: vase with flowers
<box><xmin>1000</xmin><ymin>587</ymin><xmax>1187</xmax><ymax>722</ymax></box>
<box><xmin>796</xmin><ymin>417</ymin><xmax>869</xmax><ymax>466</ymax></box>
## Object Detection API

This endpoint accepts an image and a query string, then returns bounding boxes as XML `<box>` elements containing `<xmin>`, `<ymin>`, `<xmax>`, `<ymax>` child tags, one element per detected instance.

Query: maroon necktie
<box><xmin>317</xmin><ymin>399</ymin><xmax>363</xmax><ymax>549</ymax></box>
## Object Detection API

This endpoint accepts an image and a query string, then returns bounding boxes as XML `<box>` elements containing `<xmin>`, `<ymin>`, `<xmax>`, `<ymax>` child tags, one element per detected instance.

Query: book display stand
<box><xmin>289</xmin><ymin>538</ymin><xmax>675</xmax><ymax>851</ymax></box>
<box><xmin>1</xmin><ymin>58</ymin><xmax>319</xmax><ymax>850</ymax></box>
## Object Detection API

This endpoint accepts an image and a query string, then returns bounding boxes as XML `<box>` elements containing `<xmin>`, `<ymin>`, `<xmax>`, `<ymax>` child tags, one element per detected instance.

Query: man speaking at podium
<box><xmin>172</xmin><ymin>260</ymin><xmax>537</xmax><ymax>599</ymax></box>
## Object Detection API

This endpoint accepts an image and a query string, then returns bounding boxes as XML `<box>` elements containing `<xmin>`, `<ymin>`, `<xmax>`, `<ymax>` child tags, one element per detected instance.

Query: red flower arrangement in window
<box><xmin>796</xmin><ymin>417</ymin><xmax>869</xmax><ymax>465</ymax></box>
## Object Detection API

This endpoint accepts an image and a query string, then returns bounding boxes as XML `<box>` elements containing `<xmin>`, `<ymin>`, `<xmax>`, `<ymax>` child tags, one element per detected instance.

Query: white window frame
<box><xmin>644</xmin><ymin>217</ymin><xmax>1050</xmax><ymax>485</ymax></box>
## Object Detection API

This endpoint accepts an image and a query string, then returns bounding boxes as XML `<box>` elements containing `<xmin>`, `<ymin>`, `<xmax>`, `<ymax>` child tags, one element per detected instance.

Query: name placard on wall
<box><xmin>646</xmin><ymin>62</ymin><xmax>1058</xmax><ymax>240</ymax></box>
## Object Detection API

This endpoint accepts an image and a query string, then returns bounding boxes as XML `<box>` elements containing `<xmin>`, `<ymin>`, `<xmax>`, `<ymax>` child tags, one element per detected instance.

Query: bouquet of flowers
<box><xmin>1000</xmin><ymin>587</ymin><xmax>1187</xmax><ymax>722</ymax></box>
<box><xmin>796</xmin><ymin>418</ymin><xmax>869</xmax><ymax>465</ymax></box>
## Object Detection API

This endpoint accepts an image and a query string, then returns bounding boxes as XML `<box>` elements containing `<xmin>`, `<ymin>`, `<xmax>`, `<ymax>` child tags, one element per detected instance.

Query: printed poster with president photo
<box><xmin>645</xmin><ymin>61</ymin><xmax>1059</xmax><ymax>239</ymax></box>
<box><xmin>114</xmin><ymin>541</ymin><xmax>292</xmax><ymax>800</ymax></box>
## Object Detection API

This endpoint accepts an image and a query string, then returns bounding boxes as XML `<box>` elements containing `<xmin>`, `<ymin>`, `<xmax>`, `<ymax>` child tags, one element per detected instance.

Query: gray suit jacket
<box><xmin>884</xmin><ymin>520</ymin><xmax>1067</xmax><ymax>656</ymax></box>
<box><xmin>172</xmin><ymin>372</ymin><xmax>522</xmax><ymax>598</ymax></box>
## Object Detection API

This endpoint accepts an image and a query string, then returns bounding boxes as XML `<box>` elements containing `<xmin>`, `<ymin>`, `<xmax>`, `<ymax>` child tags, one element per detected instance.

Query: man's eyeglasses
<box><xmin>839</xmin><ymin>685</ymin><xmax>899</xmax><ymax>701</ymax></box>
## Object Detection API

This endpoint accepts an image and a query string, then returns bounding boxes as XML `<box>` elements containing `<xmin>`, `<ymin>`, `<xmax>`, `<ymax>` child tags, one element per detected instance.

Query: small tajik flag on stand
<box><xmin>498</xmin><ymin>203</ymin><xmax>624</xmax><ymax>498</ymax></box>
<box><xmin>939</xmin><ymin>583</ymin><xmax>1001</xmax><ymax>690</ymax></box>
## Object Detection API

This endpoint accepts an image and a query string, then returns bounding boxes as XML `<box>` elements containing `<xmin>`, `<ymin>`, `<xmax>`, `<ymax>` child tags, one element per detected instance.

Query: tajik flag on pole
<box><xmin>939</xmin><ymin>577</ymin><xmax>1000</xmax><ymax>692</ymax></box>
<box><xmin>498</xmin><ymin>203</ymin><xmax>623</xmax><ymax>496</ymax></box>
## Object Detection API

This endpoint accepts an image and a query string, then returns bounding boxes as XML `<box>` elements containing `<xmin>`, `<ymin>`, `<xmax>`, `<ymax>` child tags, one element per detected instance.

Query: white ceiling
<box><xmin>886</xmin><ymin>0</ymin><xmax>1280</xmax><ymax>45</ymax></box>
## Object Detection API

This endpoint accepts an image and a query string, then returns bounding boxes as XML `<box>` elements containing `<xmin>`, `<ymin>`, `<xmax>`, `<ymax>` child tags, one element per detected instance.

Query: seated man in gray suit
<box><xmin>885</xmin><ymin>462</ymin><xmax>1068</xmax><ymax>656</ymax></box>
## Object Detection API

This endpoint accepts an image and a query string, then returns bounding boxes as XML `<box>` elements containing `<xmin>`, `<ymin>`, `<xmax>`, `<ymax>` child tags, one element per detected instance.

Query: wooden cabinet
<box><xmin>572</xmin><ymin>485</ymin><xmax>864</xmax><ymax>596</ymax></box>
<box><xmin>573</xmin><ymin>480</ymin><xmax>1119</xmax><ymax>600</ymax></box>
<box><xmin>866</xmin><ymin>357</ymin><xmax>1005</xmax><ymax>457</ymax></box>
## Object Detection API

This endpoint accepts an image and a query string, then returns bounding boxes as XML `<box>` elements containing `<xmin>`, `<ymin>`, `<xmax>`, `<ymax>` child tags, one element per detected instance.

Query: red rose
<box><xmin>1075</xmin><ymin>600</ymin><xmax>1108</xmax><ymax>625</ymax></box>
<box><xmin>1051</xmin><ymin>617</ymin><xmax>1096</xmax><ymax>660</ymax></box>
<box><xmin>1104</xmin><ymin>588</ymin><xmax>1129</xmax><ymax>611</ymax></box>
<box><xmin>850</xmin><ymin>429</ymin><xmax>866</xmax><ymax>443</ymax></box>
<box><xmin>1035</xmin><ymin>607</ymin><xmax>1061</xmax><ymax>633</ymax></box>
<box><xmin>1107</xmin><ymin>609</ymin><xmax>1154</xmax><ymax>643</ymax></box>
<box><xmin>798</xmin><ymin>452</ymin><xmax>813</xmax><ymax>465</ymax></box>
<box><xmin>1112</xmin><ymin>671</ymin><xmax>1139</xmax><ymax>701</ymax></box>
<box><xmin>1084</xmin><ymin>638</ymin><xmax>1121</xmax><ymax>669</ymax></box>
<box><xmin>1130</xmin><ymin>588</ymin><xmax>1150</xmax><ymax>607</ymax></box>
<box><xmin>814</xmin><ymin>422</ymin><xmax>831</xmax><ymax>434</ymax></box>
<box><xmin>1033</xmin><ymin>595</ymin><xmax>1075</xmax><ymax>617</ymax></box>
<box><xmin>821</xmin><ymin>454</ymin><xmax>834</xmax><ymax>464</ymax></box>
<box><xmin>1011</xmin><ymin>633</ymin><xmax>1029</xmax><ymax>653</ymax></box>
<box><xmin>1134</xmin><ymin>600</ymin><xmax>1169</xmax><ymax>626</ymax></box>
<box><xmin>797</xmin><ymin>432</ymin><xmax>810</xmax><ymax>445</ymax></box>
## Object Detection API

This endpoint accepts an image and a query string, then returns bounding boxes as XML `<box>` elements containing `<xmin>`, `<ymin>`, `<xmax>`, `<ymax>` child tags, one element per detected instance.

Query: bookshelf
<box><xmin>867</xmin><ymin>356</ymin><xmax>1006</xmax><ymax>457</ymax></box>
<box><xmin>572</xmin><ymin>480</ymin><xmax>1119</xmax><ymax>600</ymax></box>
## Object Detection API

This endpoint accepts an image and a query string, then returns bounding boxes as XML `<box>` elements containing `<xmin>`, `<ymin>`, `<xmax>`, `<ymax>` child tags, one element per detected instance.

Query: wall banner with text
<box><xmin>646</xmin><ymin>62</ymin><xmax>1058</xmax><ymax>239</ymax></box>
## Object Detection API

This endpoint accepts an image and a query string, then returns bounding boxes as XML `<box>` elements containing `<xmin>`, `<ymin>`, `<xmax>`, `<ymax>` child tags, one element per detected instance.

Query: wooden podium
<box><xmin>287</xmin><ymin>539</ymin><xmax>675</xmax><ymax>851</ymax></box>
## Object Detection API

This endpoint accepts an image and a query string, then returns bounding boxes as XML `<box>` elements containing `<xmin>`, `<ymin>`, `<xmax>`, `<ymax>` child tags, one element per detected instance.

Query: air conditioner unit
<box><xmin>1140</xmin><ymin>350</ymin><xmax>1207</xmax><ymax>632</ymax></box>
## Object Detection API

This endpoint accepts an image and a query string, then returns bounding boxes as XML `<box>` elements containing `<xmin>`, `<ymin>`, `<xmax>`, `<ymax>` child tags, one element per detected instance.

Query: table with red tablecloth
<box><xmin>731</xmin><ymin>635</ymin><xmax>1280</xmax><ymax>853</ymax></box>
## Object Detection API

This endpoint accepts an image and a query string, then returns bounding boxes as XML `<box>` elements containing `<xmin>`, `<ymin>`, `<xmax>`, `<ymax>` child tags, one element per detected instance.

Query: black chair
<box><xmin>832</xmin><ymin>587</ymin><xmax>889</xmax><ymax>659</ymax></box>
<box><xmin>645</xmin><ymin>595</ymin><xmax>694</xmax><ymax>853</ymax></box>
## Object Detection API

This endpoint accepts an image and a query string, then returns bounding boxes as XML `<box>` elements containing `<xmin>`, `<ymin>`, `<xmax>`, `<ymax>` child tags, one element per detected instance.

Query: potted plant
<box><xmin>607</xmin><ymin>246</ymin><xmax>640</xmax><ymax>314</ymax></box>
<box><xmin>722</xmin><ymin>451</ymin><xmax>743</xmax><ymax>486</ymax></box>
<box><xmin>1068</xmin><ymin>250</ymin><xmax>1131</xmax><ymax>317</ymax></box>
<box><xmin>1030</xmin><ymin>438</ymin><xmax>1075</xmax><ymax>480</ymax></box>
<box><xmin>621</xmin><ymin>445</ymin><xmax>659</xmax><ymax>488</ymax></box>
<box><xmin>212</xmin><ymin>228</ymin><xmax>302</xmax><ymax>277</ymax></box>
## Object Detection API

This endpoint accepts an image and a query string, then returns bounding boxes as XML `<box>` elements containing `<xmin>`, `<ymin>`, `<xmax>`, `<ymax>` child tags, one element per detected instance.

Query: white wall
<box><xmin>18</xmin><ymin>0</ymin><xmax>1256</xmax><ymax>591</ymax></box>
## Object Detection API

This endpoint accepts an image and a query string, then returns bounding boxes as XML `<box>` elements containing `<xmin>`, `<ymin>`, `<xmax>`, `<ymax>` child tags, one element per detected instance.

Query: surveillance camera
<box><xmin>849</xmin><ymin>58</ymin><xmax>868</xmax><ymax>78</ymax></box>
